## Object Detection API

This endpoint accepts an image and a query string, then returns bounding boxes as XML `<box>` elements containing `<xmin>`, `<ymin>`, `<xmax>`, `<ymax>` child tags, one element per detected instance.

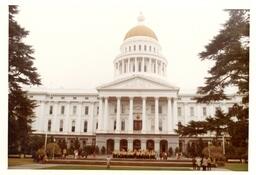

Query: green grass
<box><xmin>8</xmin><ymin>158</ymin><xmax>34</xmax><ymax>166</ymax></box>
<box><xmin>44</xmin><ymin>165</ymin><xmax>192</xmax><ymax>171</ymax></box>
<box><xmin>224</xmin><ymin>163</ymin><xmax>248</xmax><ymax>171</ymax></box>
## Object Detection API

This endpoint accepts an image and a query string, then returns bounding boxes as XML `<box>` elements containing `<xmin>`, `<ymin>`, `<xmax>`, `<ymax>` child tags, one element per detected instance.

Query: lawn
<box><xmin>8</xmin><ymin>158</ymin><xmax>34</xmax><ymax>166</ymax></box>
<box><xmin>224</xmin><ymin>163</ymin><xmax>248</xmax><ymax>171</ymax></box>
<box><xmin>44</xmin><ymin>165</ymin><xmax>192</xmax><ymax>171</ymax></box>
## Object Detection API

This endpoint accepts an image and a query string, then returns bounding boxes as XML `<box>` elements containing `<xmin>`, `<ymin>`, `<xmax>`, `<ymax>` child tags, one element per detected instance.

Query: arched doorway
<box><xmin>160</xmin><ymin>140</ymin><xmax>168</xmax><ymax>153</ymax></box>
<box><xmin>120</xmin><ymin>139</ymin><xmax>128</xmax><ymax>151</ymax></box>
<box><xmin>106</xmin><ymin>139</ymin><xmax>114</xmax><ymax>154</ymax></box>
<box><xmin>133</xmin><ymin>139</ymin><xmax>141</xmax><ymax>151</ymax></box>
<box><xmin>146</xmin><ymin>140</ymin><xmax>154</xmax><ymax>151</ymax></box>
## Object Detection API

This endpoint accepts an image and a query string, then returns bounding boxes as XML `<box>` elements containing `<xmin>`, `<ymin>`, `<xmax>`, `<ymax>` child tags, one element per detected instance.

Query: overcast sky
<box><xmin>16</xmin><ymin>2</ymin><xmax>231</xmax><ymax>93</ymax></box>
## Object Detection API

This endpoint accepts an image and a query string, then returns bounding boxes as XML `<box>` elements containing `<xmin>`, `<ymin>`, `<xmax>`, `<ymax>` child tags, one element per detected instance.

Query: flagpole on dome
<box><xmin>137</xmin><ymin>12</ymin><xmax>145</xmax><ymax>25</ymax></box>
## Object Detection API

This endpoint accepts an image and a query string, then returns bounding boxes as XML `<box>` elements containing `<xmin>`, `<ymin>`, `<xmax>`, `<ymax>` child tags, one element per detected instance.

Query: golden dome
<box><xmin>124</xmin><ymin>25</ymin><xmax>158</xmax><ymax>41</ymax></box>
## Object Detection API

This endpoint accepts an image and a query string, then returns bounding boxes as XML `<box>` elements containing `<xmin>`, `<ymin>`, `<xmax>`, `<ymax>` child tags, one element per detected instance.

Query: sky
<box><xmin>15</xmin><ymin>2</ymin><xmax>231</xmax><ymax>93</ymax></box>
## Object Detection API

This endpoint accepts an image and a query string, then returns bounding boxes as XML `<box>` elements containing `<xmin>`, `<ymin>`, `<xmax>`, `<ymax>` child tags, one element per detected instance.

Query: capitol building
<box><xmin>27</xmin><ymin>14</ymin><xmax>241</xmax><ymax>154</ymax></box>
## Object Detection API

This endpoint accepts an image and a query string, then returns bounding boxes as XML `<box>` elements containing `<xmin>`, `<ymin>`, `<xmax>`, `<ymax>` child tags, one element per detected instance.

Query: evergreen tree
<box><xmin>8</xmin><ymin>6</ymin><xmax>41</xmax><ymax>154</ymax></box>
<box><xmin>195</xmin><ymin>10</ymin><xmax>249</xmax><ymax>148</ymax></box>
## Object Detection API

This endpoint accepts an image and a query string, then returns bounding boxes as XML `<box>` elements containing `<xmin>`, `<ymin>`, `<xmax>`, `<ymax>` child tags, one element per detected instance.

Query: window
<box><xmin>49</xmin><ymin>105</ymin><xmax>53</xmax><ymax>115</ymax></box>
<box><xmin>96</xmin><ymin>122</ymin><xmax>98</xmax><ymax>129</ymax></box>
<box><xmin>178</xmin><ymin>107</ymin><xmax>182</xmax><ymax>117</ymax></box>
<box><xmin>129</xmin><ymin>46</ymin><xmax>131</xmax><ymax>51</ymax></box>
<box><xmin>121</xmin><ymin>104</ymin><xmax>125</xmax><ymax>114</ymax></box>
<box><xmin>85</xmin><ymin>97</ymin><xmax>89</xmax><ymax>100</ymax></box>
<box><xmin>159</xmin><ymin>119</ymin><xmax>162</xmax><ymax>131</ymax></box>
<box><xmin>121</xmin><ymin>120</ymin><xmax>125</xmax><ymax>131</ymax></box>
<box><xmin>59</xmin><ymin>120</ymin><xmax>63</xmax><ymax>132</ymax></box>
<box><xmin>139</xmin><ymin>45</ymin><xmax>141</xmax><ymax>51</ymax></box>
<box><xmin>133</xmin><ymin>120</ymin><xmax>142</xmax><ymax>131</ymax></box>
<box><xmin>159</xmin><ymin>106</ymin><xmax>162</xmax><ymax>114</ymax></box>
<box><xmin>133</xmin><ymin>64</ymin><xmax>135</xmax><ymax>72</ymax></box>
<box><xmin>71</xmin><ymin>120</ymin><xmax>75</xmax><ymax>132</ymax></box>
<box><xmin>85</xmin><ymin>106</ymin><xmax>89</xmax><ymax>115</ymax></box>
<box><xmin>124</xmin><ymin>63</ymin><xmax>127</xmax><ymax>73</ymax></box>
<box><xmin>50</xmin><ymin>96</ymin><xmax>53</xmax><ymax>99</ymax></box>
<box><xmin>61</xmin><ymin>96</ymin><xmax>65</xmax><ymax>99</ymax></box>
<box><xmin>84</xmin><ymin>121</ymin><xmax>88</xmax><ymax>132</ymax></box>
<box><xmin>203</xmin><ymin>107</ymin><xmax>207</xmax><ymax>116</ymax></box>
<box><xmin>190</xmin><ymin>107</ymin><xmax>194</xmax><ymax>116</ymax></box>
<box><xmin>151</xmin><ymin>105</ymin><xmax>155</xmax><ymax>113</ymax></box>
<box><xmin>153</xmin><ymin>63</ymin><xmax>156</xmax><ymax>73</ymax></box>
<box><xmin>144</xmin><ymin>45</ymin><xmax>147</xmax><ymax>51</ymax></box>
<box><xmin>154</xmin><ymin>47</ymin><xmax>156</xmax><ymax>52</ymax></box>
<box><xmin>47</xmin><ymin>120</ymin><xmax>51</xmax><ymax>132</ymax></box>
<box><xmin>61</xmin><ymin>106</ymin><xmax>65</xmax><ymax>115</ymax></box>
<box><xmin>73</xmin><ymin>96</ymin><xmax>77</xmax><ymax>100</ymax></box>
<box><xmin>114</xmin><ymin>120</ymin><xmax>116</xmax><ymax>130</ymax></box>
<box><xmin>138</xmin><ymin>62</ymin><xmax>141</xmax><ymax>72</ymax></box>
<box><xmin>144</xmin><ymin>65</ymin><xmax>147</xmax><ymax>72</ymax></box>
<box><xmin>134</xmin><ymin>45</ymin><xmax>136</xmax><ymax>51</ymax></box>
<box><xmin>73</xmin><ymin>106</ymin><xmax>77</xmax><ymax>115</ymax></box>
<box><xmin>97</xmin><ymin>106</ymin><xmax>99</xmax><ymax>115</ymax></box>
<box><xmin>149</xmin><ymin>46</ymin><xmax>151</xmax><ymax>51</ymax></box>
<box><xmin>114</xmin><ymin>106</ymin><xmax>117</xmax><ymax>114</ymax></box>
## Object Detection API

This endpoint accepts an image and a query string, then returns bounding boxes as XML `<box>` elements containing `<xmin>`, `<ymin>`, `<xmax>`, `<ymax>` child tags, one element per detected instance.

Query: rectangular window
<box><xmin>61</xmin><ymin>96</ymin><xmax>65</xmax><ymax>99</ymax></box>
<box><xmin>73</xmin><ymin>96</ymin><xmax>77</xmax><ymax>100</ymax></box>
<box><xmin>61</xmin><ymin>106</ymin><xmax>65</xmax><ymax>115</ymax></box>
<box><xmin>114</xmin><ymin>106</ymin><xmax>117</xmax><ymax>114</ymax></box>
<box><xmin>190</xmin><ymin>107</ymin><xmax>194</xmax><ymax>116</ymax></box>
<box><xmin>59</xmin><ymin>120</ymin><xmax>63</xmax><ymax>132</ymax></box>
<box><xmin>133</xmin><ymin>120</ymin><xmax>142</xmax><ymax>131</ymax></box>
<box><xmin>96</xmin><ymin>122</ymin><xmax>98</xmax><ymax>129</ymax></box>
<box><xmin>97</xmin><ymin>106</ymin><xmax>99</xmax><ymax>115</ymax></box>
<box><xmin>159</xmin><ymin>106</ymin><xmax>162</xmax><ymax>114</ymax></box>
<box><xmin>121</xmin><ymin>120</ymin><xmax>125</xmax><ymax>131</ymax></box>
<box><xmin>114</xmin><ymin>120</ymin><xmax>116</xmax><ymax>130</ymax></box>
<box><xmin>84</xmin><ymin>121</ymin><xmax>88</xmax><ymax>132</ymax></box>
<box><xmin>159</xmin><ymin>119</ymin><xmax>162</xmax><ymax>131</ymax></box>
<box><xmin>144</xmin><ymin>45</ymin><xmax>147</xmax><ymax>51</ymax></box>
<box><xmin>71</xmin><ymin>120</ymin><xmax>75</xmax><ymax>132</ymax></box>
<box><xmin>178</xmin><ymin>107</ymin><xmax>182</xmax><ymax>117</ymax></box>
<box><xmin>73</xmin><ymin>106</ymin><xmax>77</xmax><ymax>115</ymax></box>
<box><xmin>139</xmin><ymin>45</ymin><xmax>141</xmax><ymax>51</ymax></box>
<box><xmin>49</xmin><ymin>105</ymin><xmax>53</xmax><ymax>115</ymax></box>
<box><xmin>85</xmin><ymin>106</ymin><xmax>89</xmax><ymax>115</ymax></box>
<box><xmin>203</xmin><ymin>107</ymin><xmax>207</xmax><ymax>116</ymax></box>
<box><xmin>48</xmin><ymin>120</ymin><xmax>51</xmax><ymax>132</ymax></box>
<box><xmin>151</xmin><ymin>105</ymin><xmax>155</xmax><ymax>114</ymax></box>
<box><xmin>129</xmin><ymin>46</ymin><xmax>131</xmax><ymax>51</ymax></box>
<box><xmin>134</xmin><ymin>45</ymin><xmax>136</xmax><ymax>51</ymax></box>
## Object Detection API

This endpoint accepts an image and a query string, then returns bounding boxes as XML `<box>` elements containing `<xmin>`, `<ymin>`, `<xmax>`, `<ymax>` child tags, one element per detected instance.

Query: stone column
<box><xmin>167</xmin><ymin>97</ymin><xmax>172</xmax><ymax>133</ymax></box>
<box><xmin>184</xmin><ymin>103</ymin><xmax>188</xmax><ymax>124</ymax></box>
<box><xmin>154</xmin><ymin>139</ymin><xmax>160</xmax><ymax>155</ymax></box>
<box><xmin>116</xmin><ymin>97</ymin><xmax>121</xmax><ymax>132</ymax></box>
<box><xmin>128</xmin><ymin>58</ymin><xmax>130</xmax><ymax>73</ymax></box>
<box><xmin>142</xmin><ymin>57</ymin><xmax>145</xmax><ymax>72</ymax></box>
<box><xmin>40</xmin><ymin>101</ymin><xmax>45</xmax><ymax>132</ymax></box>
<box><xmin>197</xmin><ymin>105</ymin><xmax>201</xmax><ymax>121</ymax></box>
<box><xmin>104</xmin><ymin>97</ymin><xmax>109</xmax><ymax>132</ymax></box>
<box><xmin>172</xmin><ymin>98</ymin><xmax>178</xmax><ymax>130</ymax></box>
<box><xmin>155</xmin><ymin>97</ymin><xmax>159</xmax><ymax>133</ymax></box>
<box><xmin>135</xmin><ymin>57</ymin><xmax>138</xmax><ymax>73</ymax></box>
<box><xmin>88</xmin><ymin>102</ymin><xmax>94</xmax><ymax>134</ymax></box>
<box><xmin>141</xmin><ymin>139</ymin><xmax>146</xmax><ymax>150</ymax></box>
<box><xmin>98</xmin><ymin>97</ymin><xmax>103</xmax><ymax>132</ymax></box>
<box><xmin>53</xmin><ymin>102</ymin><xmax>58</xmax><ymax>132</ymax></box>
<box><xmin>128</xmin><ymin>138</ymin><xmax>133</xmax><ymax>151</ymax></box>
<box><xmin>142</xmin><ymin>97</ymin><xmax>147</xmax><ymax>133</ymax></box>
<box><xmin>128</xmin><ymin>97</ymin><xmax>134</xmax><ymax>133</ymax></box>
<box><xmin>149</xmin><ymin>58</ymin><xmax>152</xmax><ymax>73</ymax></box>
<box><xmin>156</xmin><ymin>60</ymin><xmax>158</xmax><ymax>74</ymax></box>
<box><xmin>122</xmin><ymin>59</ymin><xmax>125</xmax><ymax>73</ymax></box>
<box><xmin>65</xmin><ymin>102</ymin><xmax>70</xmax><ymax>133</ymax></box>
<box><xmin>77</xmin><ymin>102</ymin><xmax>83</xmax><ymax>133</ymax></box>
<box><xmin>114</xmin><ymin>138</ymin><xmax>120</xmax><ymax>151</ymax></box>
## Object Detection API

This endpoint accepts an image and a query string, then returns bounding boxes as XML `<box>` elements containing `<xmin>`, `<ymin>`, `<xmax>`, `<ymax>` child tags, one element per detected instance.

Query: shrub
<box><xmin>46</xmin><ymin>143</ymin><xmax>61</xmax><ymax>158</ymax></box>
<box><xmin>202</xmin><ymin>145</ymin><xmax>225</xmax><ymax>162</ymax></box>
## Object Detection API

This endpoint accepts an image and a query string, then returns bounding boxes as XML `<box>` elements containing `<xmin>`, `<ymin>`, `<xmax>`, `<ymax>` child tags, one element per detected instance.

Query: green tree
<box><xmin>8</xmin><ymin>6</ymin><xmax>41</xmax><ymax>154</ymax></box>
<box><xmin>195</xmin><ymin>10</ymin><xmax>249</xmax><ymax>148</ymax></box>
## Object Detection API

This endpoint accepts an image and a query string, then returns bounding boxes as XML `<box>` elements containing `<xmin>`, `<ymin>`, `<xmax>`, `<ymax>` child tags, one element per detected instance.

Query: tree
<box><xmin>195</xmin><ymin>10</ymin><xmax>249</xmax><ymax>148</ymax></box>
<box><xmin>9</xmin><ymin>6</ymin><xmax>41</xmax><ymax>154</ymax></box>
<box><xmin>74</xmin><ymin>137</ymin><xmax>80</xmax><ymax>150</ymax></box>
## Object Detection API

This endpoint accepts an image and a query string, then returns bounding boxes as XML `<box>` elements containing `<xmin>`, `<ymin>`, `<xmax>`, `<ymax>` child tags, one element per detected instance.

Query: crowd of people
<box><xmin>192</xmin><ymin>156</ymin><xmax>214</xmax><ymax>171</ymax></box>
<box><xmin>112</xmin><ymin>149</ymin><xmax>157</xmax><ymax>159</ymax></box>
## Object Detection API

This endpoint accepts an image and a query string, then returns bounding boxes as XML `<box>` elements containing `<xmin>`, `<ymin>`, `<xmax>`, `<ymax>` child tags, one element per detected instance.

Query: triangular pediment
<box><xmin>97</xmin><ymin>75</ymin><xmax>179</xmax><ymax>90</ymax></box>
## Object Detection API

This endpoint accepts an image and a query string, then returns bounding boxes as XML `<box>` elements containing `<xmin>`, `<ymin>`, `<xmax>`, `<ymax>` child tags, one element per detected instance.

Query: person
<box><xmin>192</xmin><ymin>157</ymin><xmax>196</xmax><ymax>170</ymax></box>
<box><xmin>196</xmin><ymin>157</ymin><xmax>201</xmax><ymax>170</ymax></box>
<box><xmin>62</xmin><ymin>149</ymin><xmax>67</xmax><ymax>159</ymax></box>
<box><xmin>207</xmin><ymin>157</ymin><xmax>212</xmax><ymax>170</ymax></box>
<box><xmin>202</xmin><ymin>156</ymin><xmax>208</xmax><ymax>171</ymax></box>
<box><xmin>106</xmin><ymin>155</ymin><xmax>111</xmax><ymax>169</ymax></box>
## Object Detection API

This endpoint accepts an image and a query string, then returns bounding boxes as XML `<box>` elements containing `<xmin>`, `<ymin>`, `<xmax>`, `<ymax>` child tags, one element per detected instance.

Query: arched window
<box><xmin>84</xmin><ymin>120</ymin><xmax>88</xmax><ymax>132</ymax></box>
<box><xmin>139</xmin><ymin>45</ymin><xmax>141</xmax><ymax>51</ymax></box>
<box><xmin>144</xmin><ymin>45</ymin><xmax>147</xmax><ymax>51</ymax></box>
<box><xmin>59</xmin><ymin>119</ymin><xmax>63</xmax><ymax>132</ymax></box>
<box><xmin>114</xmin><ymin>120</ymin><xmax>116</xmax><ymax>130</ymax></box>
<box><xmin>121</xmin><ymin>120</ymin><xmax>125</xmax><ymax>131</ymax></box>
<box><xmin>71</xmin><ymin>120</ymin><xmax>75</xmax><ymax>132</ymax></box>
<box><xmin>48</xmin><ymin>120</ymin><xmax>51</xmax><ymax>132</ymax></box>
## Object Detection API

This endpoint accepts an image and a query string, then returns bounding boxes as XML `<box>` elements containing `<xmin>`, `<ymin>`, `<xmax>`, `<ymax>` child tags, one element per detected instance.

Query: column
<box><xmin>156</xmin><ymin>60</ymin><xmax>158</xmax><ymax>75</ymax></box>
<box><xmin>184</xmin><ymin>103</ymin><xmax>188</xmax><ymax>124</ymax></box>
<box><xmin>142</xmin><ymin>97</ymin><xmax>147</xmax><ymax>133</ymax></box>
<box><xmin>116</xmin><ymin>97</ymin><xmax>121</xmax><ymax>132</ymax></box>
<box><xmin>77</xmin><ymin>102</ymin><xmax>82</xmax><ymax>132</ymax></box>
<box><xmin>114</xmin><ymin>138</ymin><xmax>120</xmax><ymax>151</ymax></box>
<box><xmin>154</xmin><ymin>139</ymin><xmax>160</xmax><ymax>155</ymax></box>
<box><xmin>142</xmin><ymin>57</ymin><xmax>145</xmax><ymax>72</ymax></box>
<box><xmin>104</xmin><ymin>97</ymin><xmax>109</xmax><ymax>132</ymax></box>
<box><xmin>172</xmin><ymin>98</ymin><xmax>178</xmax><ymax>130</ymax></box>
<box><xmin>149</xmin><ymin>58</ymin><xmax>152</xmax><ymax>73</ymax></box>
<box><xmin>128</xmin><ymin>58</ymin><xmax>130</xmax><ymax>73</ymax></box>
<box><xmin>88</xmin><ymin>102</ymin><xmax>94</xmax><ymax>134</ymax></box>
<box><xmin>122</xmin><ymin>59</ymin><xmax>125</xmax><ymax>74</ymax></box>
<box><xmin>167</xmin><ymin>97</ymin><xmax>172</xmax><ymax>133</ymax></box>
<box><xmin>128</xmin><ymin>138</ymin><xmax>133</xmax><ymax>151</ymax></box>
<box><xmin>128</xmin><ymin>97</ymin><xmax>134</xmax><ymax>133</ymax></box>
<box><xmin>65</xmin><ymin>102</ymin><xmax>70</xmax><ymax>133</ymax></box>
<box><xmin>141</xmin><ymin>139</ymin><xmax>146</xmax><ymax>150</ymax></box>
<box><xmin>98</xmin><ymin>97</ymin><xmax>103</xmax><ymax>132</ymax></box>
<box><xmin>155</xmin><ymin>97</ymin><xmax>159</xmax><ymax>133</ymax></box>
<box><xmin>40</xmin><ymin>101</ymin><xmax>45</xmax><ymax>132</ymax></box>
<box><xmin>53</xmin><ymin>102</ymin><xmax>58</xmax><ymax>132</ymax></box>
<box><xmin>197</xmin><ymin>105</ymin><xmax>201</xmax><ymax>121</ymax></box>
<box><xmin>135</xmin><ymin>57</ymin><xmax>138</xmax><ymax>73</ymax></box>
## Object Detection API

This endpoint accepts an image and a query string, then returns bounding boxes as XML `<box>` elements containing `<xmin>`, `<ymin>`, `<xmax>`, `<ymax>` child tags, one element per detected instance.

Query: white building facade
<box><xmin>28</xmin><ymin>14</ymin><xmax>241</xmax><ymax>154</ymax></box>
